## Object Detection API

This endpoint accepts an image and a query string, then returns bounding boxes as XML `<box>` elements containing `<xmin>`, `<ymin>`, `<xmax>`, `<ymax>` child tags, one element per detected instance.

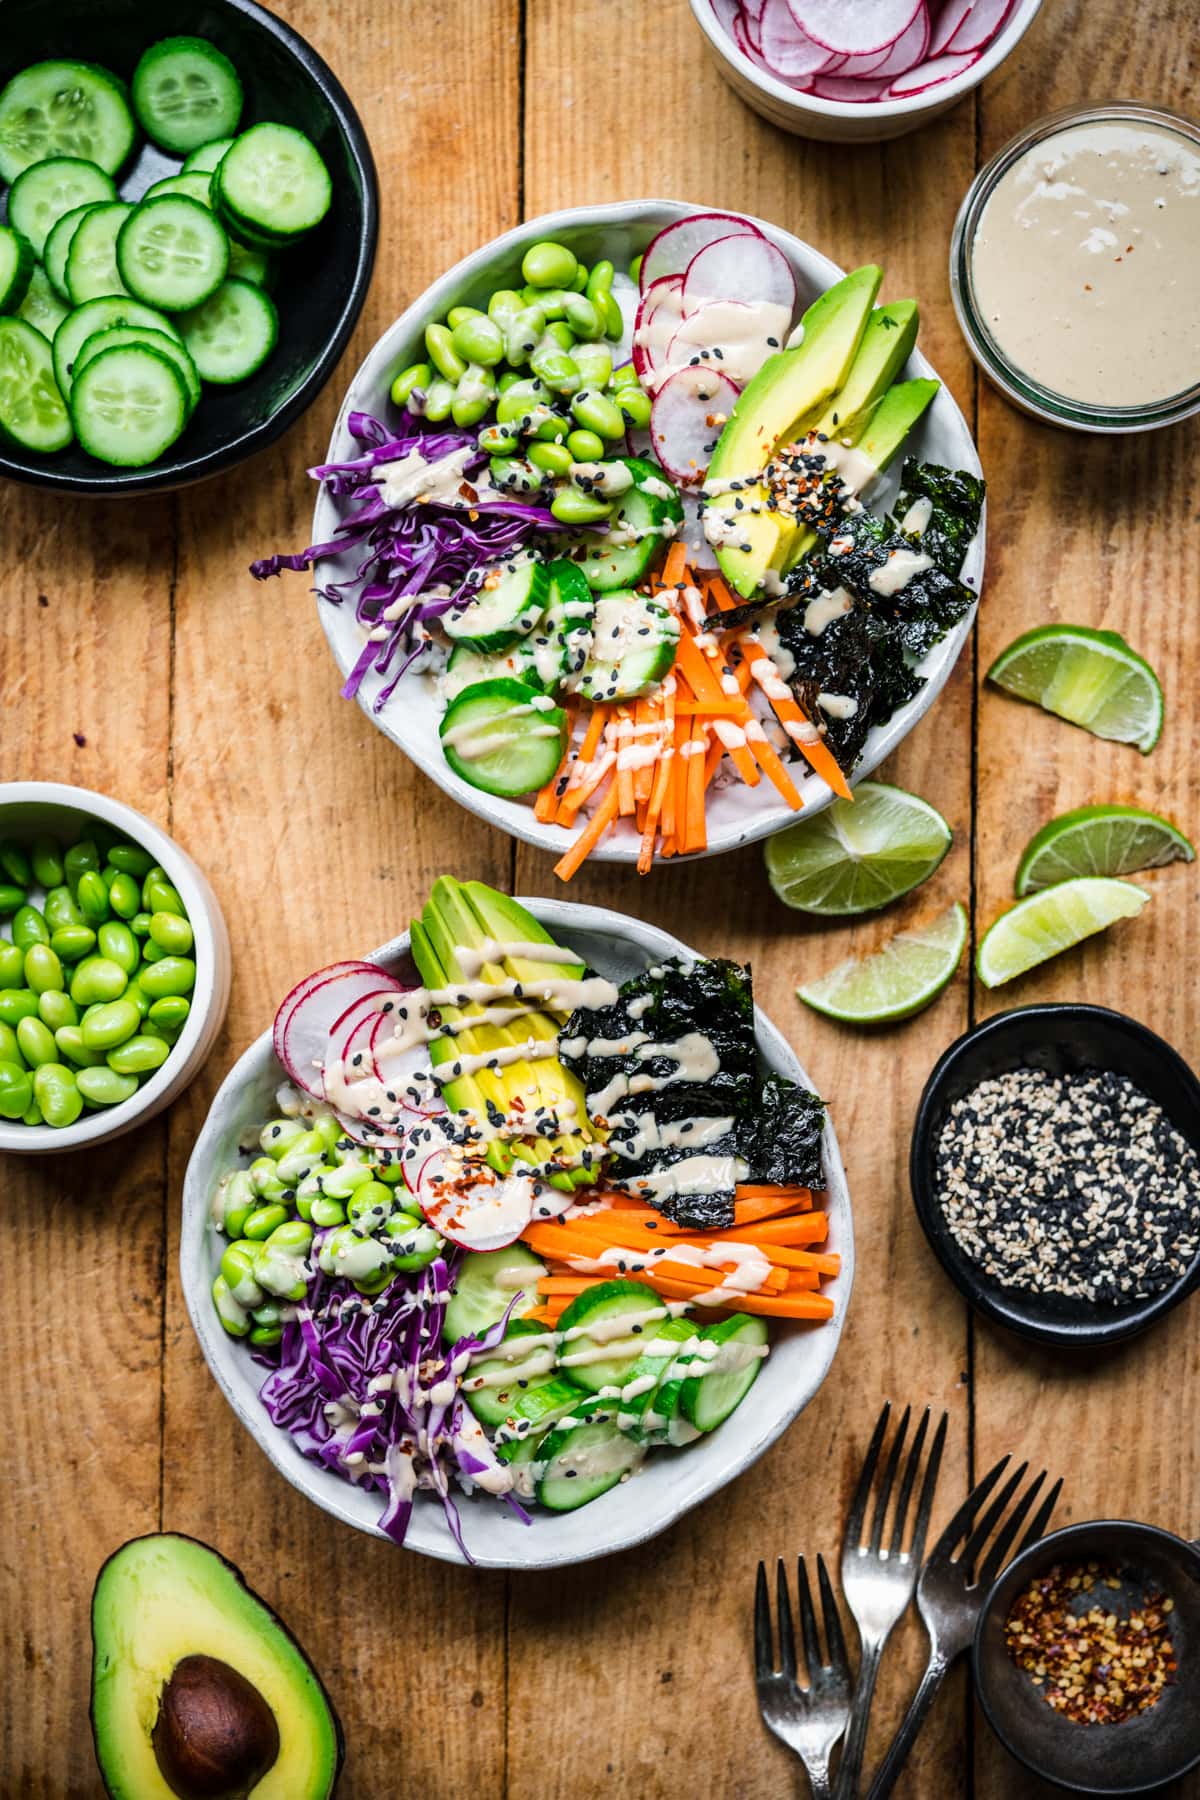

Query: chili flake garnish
<box><xmin>1004</xmin><ymin>1560</ymin><xmax>1177</xmax><ymax>1726</ymax></box>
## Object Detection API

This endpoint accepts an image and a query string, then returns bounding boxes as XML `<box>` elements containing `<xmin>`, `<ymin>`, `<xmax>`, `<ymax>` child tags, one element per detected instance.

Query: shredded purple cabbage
<box><xmin>250</xmin><ymin>408</ymin><xmax>559</xmax><ymax>712</ymax></box>
<box><xmin>258</xmin><ymin>1250</ymin><xmax>529</xmax><ymax>1558</ymax></box>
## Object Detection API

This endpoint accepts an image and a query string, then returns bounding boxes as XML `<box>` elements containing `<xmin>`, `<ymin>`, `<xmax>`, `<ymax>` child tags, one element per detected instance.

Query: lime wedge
<box><xmin>798</xmin><ymin>902</ymin><xmax>968</xmax><ymax>1024</ymax></box>
<box><xmin>986</xmin><ymin>624</ymin><xmax>1163</xmax><ymax>752</ymax></box>
<box><xmin>765</xmin><ymin>781</ymin><xmax>952</xmax><ymax>916</ymax></box>
<box><xmin>1016</xmin><ymin>805</ymin><xmax>1195</xmax><ymax>895</ymax></box>
<box><xmin>977</xmin><ymin>877</ymin><xmax>1148</xmax><ymax>988</ymax></box>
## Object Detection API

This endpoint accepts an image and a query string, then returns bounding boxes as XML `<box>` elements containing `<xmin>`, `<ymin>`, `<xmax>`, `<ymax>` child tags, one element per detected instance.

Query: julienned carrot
<box><xmin>524</xmin><ymin>1222</ymin><xmax>792</xmax><ymax>1293</ymax></box>
<box><xmin>553</xmin><ymin>781</ymin><xmax>620</xmax><ymax>881</ymax></box>
<box><xmin>638</xmin><ymin>689</ymin><xmax>675</xmax><ymax>876</ymax></box>
<box><xmin>736</xmin><ymin>634</ymin><xmax>854</xmax><ymax>803</ymax></box>
<box><xmin>616</xmin><ymin>1269</ymin><xmax>835</xmax><ymax>1320</ymax></box>
<box><xmin>661</xmin><ymin>539</ymin><xmax>689</xmax><ymax>588</ymax></box>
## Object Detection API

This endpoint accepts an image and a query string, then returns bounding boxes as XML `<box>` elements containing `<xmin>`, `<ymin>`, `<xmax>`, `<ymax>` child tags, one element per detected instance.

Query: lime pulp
<box><xmin>765</xmin><ymin>781</ymin><xmax>952</xmax><ymax>916</ymax></box>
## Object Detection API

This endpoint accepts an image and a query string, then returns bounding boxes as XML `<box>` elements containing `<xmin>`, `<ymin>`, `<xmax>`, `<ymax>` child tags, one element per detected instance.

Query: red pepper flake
<box><xmin>1004</xmin><ymin>1560</ymin><xmax>1177</xmax><ymax>1726</ymax></box>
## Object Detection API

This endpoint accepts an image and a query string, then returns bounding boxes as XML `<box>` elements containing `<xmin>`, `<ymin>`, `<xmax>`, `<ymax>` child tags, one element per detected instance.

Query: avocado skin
<box><xmin>90</xmin><ymin>1534</ymin><xmax>343</xmax><ymax>1800</ymax></box>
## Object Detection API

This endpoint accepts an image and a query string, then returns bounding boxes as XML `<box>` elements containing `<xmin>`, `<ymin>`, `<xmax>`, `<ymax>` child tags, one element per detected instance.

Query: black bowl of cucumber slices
<box><xmin>0</xmin><ymin>0</ymin><xmax>377</xmax><ymax>494</ymax></box>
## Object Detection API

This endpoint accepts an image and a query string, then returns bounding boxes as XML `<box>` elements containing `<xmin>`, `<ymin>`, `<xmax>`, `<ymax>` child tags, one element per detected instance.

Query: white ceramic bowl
<box><xmin>687</xmin><ymin>0</ymin><xmax>1044</xmax><ymax>142</ymax></box>
<box><xmin>313</xmin><ymin>199</ymin><xmax>985</xmax><ymax>864</ymax></box>
<box><xmin>181</xmin><ymin>900</ymin><xmax>854</xmax><ymax>1569</ymax></box>
<box><xmin>0</xmin><ymin>782</ymin><xmax>231</xmax><ymax>1154</ymax></box>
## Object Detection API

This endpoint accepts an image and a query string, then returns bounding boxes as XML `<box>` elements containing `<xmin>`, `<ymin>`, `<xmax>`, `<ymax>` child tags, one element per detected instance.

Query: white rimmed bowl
<box><xmin>688</xmin><ymin>0</ymin><xmax>1044</xmax><ymax>142</ymax></box>
<box><xmin>181</xmin><ymin>899</ymin><xmax>854</xmax><ymax>1569</ymax></box>
<box><xmin>312</xmin><ymin>199</ymin><xmax>985</xmax><ymax>864</ymax></box>
<box><xmin>0</xmin><ymin>782</ymin><xmax>231</xmax><ymax>1154</ymax></box>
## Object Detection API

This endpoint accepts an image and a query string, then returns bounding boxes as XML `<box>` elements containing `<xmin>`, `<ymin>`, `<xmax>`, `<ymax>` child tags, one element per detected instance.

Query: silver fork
<box><xmin>755</xmin><ymin>1553</ymin><xmax>853</xmax><ymax>1799</ymax></box>
<box><xmin>832</xmin><ymin>1402</ymin><xmax>948</xmax><ymax>1800</ymax></box>
<box><xmin>864</xmin><ymin>1455</ymin><xmax>1063</xmax><ymax>1799</ymax></box>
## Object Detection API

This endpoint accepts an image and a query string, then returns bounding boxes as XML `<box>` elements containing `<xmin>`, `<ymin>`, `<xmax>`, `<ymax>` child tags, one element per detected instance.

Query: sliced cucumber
<box><xmin>44</xmin><ymin>202</ymin><xmax>100</xmax><ymax>302</ymax></box>
<box><xmin>444</xmin><ymin>562</ymin><xmax>550</xmax><ymax>650</ymax></box>
<box><xmin>0</xmin><ymin>61</ymin><xmax>135</xmax><ymax>184</ymax></box>
<box><xmin>64</xmin><ymin>201</ymin><xmax>133</xmax><ymax>305</ymax></box>
<box><xmin>17</xmin><ymin>265</ymin><xmax>70</xmax><ymax>342</ymax></box>
<box><xmin>612</xmin><ymin>1315</ymin><xmax>699</xmax><ymax>1437</ymax></box>
<box><xmin>215</xmin><ymin>122</ymin><xmax>332</xmax><ymax>243</ymax></box>
<box><xmin>144</xmin><ymin>172</ymin><xmax>214</xmax><ymax>208</ymax></box>
<box><xmin>227</xmin><ymin>240</ymin><xmax>273</xmax><ymax>289</ymax></box>
<box><xmin>183</xmin><ymin>135</ymin><xmax>235</xmax><ymax>175</ymax></box>
<box><xmin>132</xmin><ymin>37</ymin><xmax>243</xmax><ymax>156</ymax></box>
<box><xmin>74</xmin><ymin>325</ymin><xmax>201</xmax><ymax>416</ymax></box>
<box><xmin>442</xmin><ymin>1243</ymin><xmax>543</xmax><ymax>1345</ymax></box>
<box><xmin>462</xmin><ymin>1320</ymin><xmax>558</xmax><ymax>1429</ymax></box>
<box><xmin>70</xmin><ymin>343</ymin><xmax>189</xmax><ymax>467</ymax></box>
<box><xmin>493</xmin><ymin>1376</ymin><xmax>600</xmax><ymax>1462</ymax></box>
<box><xmin>444</xmin><ymin>641</ymin><xmax>526</xmax><ymax>701</ymax></box>
<box><xmin>177</xmin><ymin>277</ymin><xmax>278</xmax><ymax>384</ymax></box>
<box><xmin>678</xmin><ymin>1314</ymin><xmax>769</xmax><ymax>1431</ymax></box>
<box><xmin>0</xmin><ymin>228</ymin><xmax>34</xmax><ymax>316</ymax></box>
<box><xmin>0</xmin><ymin>317</ymin><xmax>72</xmax><ymax>452</ymax></box>
<box><xmin>536</xmin><ymin>1412</ymin><xmax>644</xmax><ymax>1512</ymax></box>
<box><xmin>542</xmin><ymin>559</ymin><xmax>596</xmax><ymax>681</ymax></box>
<box><xmin>556</xmin><ymin>1280</ymin><xmax>669</xmax><ymax>1394</ymax></box>
<box><xmin>117</xmin><ymin>195</ymin><xmax>229</xmax><ymax>311</ymax></box>
<box><xmin>566</xmin><ymin>457</ymin><xmax>683</xmax><ymax>592</ymax></box>
<box><xmin>439</xmin><ymin>677</ymin><xmax>568</xmax><ymax>799</ymax></box>
<box><xmin>7</xmin><ymin>156</ymin><xmax>116</xmax><ymax>259</ymax></box>
<box><xmin>574</xmin><ymin>590</ymin><xmax>679</xmax><ymax>703</ymax></box>
<box><xmin>54</xmin><ymin>296</ymin><xmax>181</xmax><ymax>398</ymax></box>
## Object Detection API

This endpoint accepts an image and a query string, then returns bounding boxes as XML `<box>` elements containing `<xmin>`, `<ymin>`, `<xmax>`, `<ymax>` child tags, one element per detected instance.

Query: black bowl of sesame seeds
<box><xmin>974</xmin><ymin>1518</ymin><xmax>1200</xmax><ymax>1794</ymax></box>
<box><xmin>910</xmin><ymin>1006</ymin><xmax>1200</xmax><ymax>1348</ymax></box>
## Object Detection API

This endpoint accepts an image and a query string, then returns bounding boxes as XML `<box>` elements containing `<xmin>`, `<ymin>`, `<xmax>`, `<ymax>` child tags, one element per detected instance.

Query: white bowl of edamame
<box><xmin>180</xmin><ymin>900</ymin><xmax>854</xmax><ymax>1569</ymax></box>
<box><xmin>309</xmin><ymin>199</ymin><xmax>984</xmax><ymax>870</ymax></box>
<box><xmin>0</xmin><ymin>782</ymin><xmax>231</xmax><ymax>1153</ymax></box>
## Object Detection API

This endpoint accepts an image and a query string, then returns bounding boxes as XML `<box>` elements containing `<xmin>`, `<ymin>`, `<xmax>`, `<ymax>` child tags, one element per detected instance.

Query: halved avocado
<box><xmin>91</xmin><ymin>1534</ymin><xmax>342</xmax><ymax>1800</ymax></box>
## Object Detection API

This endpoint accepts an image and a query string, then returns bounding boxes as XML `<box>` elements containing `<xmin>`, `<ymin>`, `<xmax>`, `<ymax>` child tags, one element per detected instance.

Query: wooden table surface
<box><xmin>3</xmin><ymin>1</ymin><xmax>1198</xmax><ymax>1794</ymax></box>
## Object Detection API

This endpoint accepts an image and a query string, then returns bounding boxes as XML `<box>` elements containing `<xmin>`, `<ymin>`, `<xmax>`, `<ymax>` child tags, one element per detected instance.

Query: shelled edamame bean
<box><xmin>0</xmin><ymin>818</ymin><xmax>196</xmax><ymax>1129</ymax></box>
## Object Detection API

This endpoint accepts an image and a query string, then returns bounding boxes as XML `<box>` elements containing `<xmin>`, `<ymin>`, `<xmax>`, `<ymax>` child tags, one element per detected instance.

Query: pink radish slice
<box><xmin>710</xmin><ymin>0</ymin><xmax>741</xmax><ymax>33</ymax></box>
<box><xmin>744</xmin><ymin>0</ymin><xmax>768</xmax><ymax>18</ymax></box>
<box><xmin>683</xmin><ymin>232</ymin><xmax>797</xmax><ymax>313</ymax></box>
<box><xmin>281</xmin><ymin>967</ymin><xmax>405</xmax><ymax>1098</ymax></box>
<box><xmin>760</xmin><ymin>1</ymin><xmax>833</xmax><ymax>77</ymax></box>
<box><xmin>810</xmin><ymin>73</ymin><xmax>894</xmax><ymax>98</ymax></box>
<box><xmin>929</xmin><ymin>0</ymin><xmax>975</xmax><ymax>54</ymax></box>
<box><xmin>373</xmin><ymin>1022</ymin><xmax>446</xmax><ymax>1117</ymax></box>
<box><xmin>735</xmin><ymin>0</ymin><xmax>763</xmax><ymax>51</ymax></box>
<box><xmin>823</xmin><ymin>40</ymin><xmax>892</xmax><ymax>74</ymax></box>
<box><xmin>944</xmin><ymin>0</ymin><xmax>1014</xmax><ymax>52</ymax></box>
<box><xmin>639</xmin><ymin>212</ymin><xmax>765</xmax><ymax>294</ymax></box>
<box><xmin>420</xmin><ymin>1160</ymin><xmax>537</xmax><ymax>1253</ymax></box>
<box><xmin>870</xmin><ymin>3</ymin><xmax>930</xmax><ymax>76</ymax></box>
<box><xmin>663</xmin><ymin>299</ymin><xmax>789</xmax><ymax>390</ymax></box>
<box><xmin>332</xmin><ymin>1108</ymin><xmax>406</xmax><ymax>1153</ymax></box>
<box><xmin>632</xmin><ymin>274</ymin><xmax>685</xmax><ymax>380</ymax></box>
<box><xmin>272</xmin><ymin>960</ymin><xmax>380</xmax><ymax>1071</ymax></box>
<box><xmin>651</xmin><ymin>365</ymin><xmax>742</xmax><ymax>483</ymax></box>
<box><xmin>887</xmin><ymin>45</ymin><xmax>980</xmax><ymax>91</ymax></box>
<box><xmin>734</xmin><ymin>9</ymin><xmax>785</xmax><ymax>74</ymax></box>
<box><xmin>790</xmin><ymin>0</ymin><xmax>922</xmax><ymax>54</ymax></box>
<box><xmin>330</xmin><ymin>986</ymin><xmax>406</xmax><ymax>1061</ymax></box>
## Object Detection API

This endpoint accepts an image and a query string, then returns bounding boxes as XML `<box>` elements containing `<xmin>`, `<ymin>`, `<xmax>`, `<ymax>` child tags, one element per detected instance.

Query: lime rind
<box><xmin>986</xmin><ymin>624</ymin><xmax>1163</xmax><ymax>753</ymax></box>
<box><xmin>976</xmin><ymin>876</ymin><xmax>1148</xmax><ymax>988</ymax></box>
<box><xmin>765</xmin><ymin>781</ymin><xmax>953</xmax><ymax>917</ymax></box>
<box><xmin>1015</xmin><ymin>804</ymin><xmax>1195</xmax><ymax>895</ymax></box>
<box><xmin>798</xmin><ymin>901</ymin><xmax>968</xmax><ymax>1024</ymax></box>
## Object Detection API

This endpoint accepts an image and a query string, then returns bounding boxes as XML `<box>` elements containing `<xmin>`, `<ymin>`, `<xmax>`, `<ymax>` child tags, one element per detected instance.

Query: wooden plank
<box><xmin>510</xmin><ymin>3</ymin><xmax>978</xmax><ymax>1793</ymax></box>
<box><xmin>972</xmin><ymin>5</ymin><xmax>1200</xmax><ymax>1798</ymax></box>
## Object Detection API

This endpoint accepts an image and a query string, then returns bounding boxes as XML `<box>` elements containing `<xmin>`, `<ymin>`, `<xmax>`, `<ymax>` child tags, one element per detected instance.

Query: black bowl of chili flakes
<box><xmin>910</xmin><ymin>1005</ymin><xmax>1200</xmax><ymax>1348</ymax></box>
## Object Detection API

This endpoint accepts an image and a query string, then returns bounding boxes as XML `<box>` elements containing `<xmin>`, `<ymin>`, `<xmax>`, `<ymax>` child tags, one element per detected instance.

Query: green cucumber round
<box><xmin>0</xmin><ymin>316</ymin><xmax>72</xmax><ymax>453</ymax></box>
<box><xmin>439</xmin><ymin>677</ymin><xmax>568</xmax><ymax>800</ymax></box>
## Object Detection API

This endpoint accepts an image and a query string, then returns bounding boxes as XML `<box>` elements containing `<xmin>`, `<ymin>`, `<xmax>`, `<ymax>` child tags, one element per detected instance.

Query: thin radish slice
<box><xmin>651</xmin><ymin>365</ymin><xmax>741</xmax><ymax>483</ymax></box>
<box><xmin>421</xmin><ymin>1158</ymin><xmax>538</xmax><ymax>1253</ymax></box>
<box><xmin>639</xmin><ymin>211</ymin><xmax>765</xmax><ymax>293</ymax></box>
<box><xmin>929</xmin><ymin>0</ymin><xmax>975</xmax><ymax>54</ymax></box>
<box><xmin>281</xmin><ymin>966</ymin><xmax>405</xmax><ymax>1098</ymax></box>
<box><xmin>632</xmin><ymin>274</ymin><xmax>685</xmax><ymax>380</ymax></box>
<box><xmin>373</xmin><ymin>1020</ymin><xmax>446</xmax><ymax>1117</ymax></box>
<box><xmin>744</xmin><ymin>0</ymin><xmax>768</xmax><ymax>18</ymax></box>
<box><xmin>823</xmin><ymin>39</ymin><xmax>893</xmax><ymax>75</ymax></box>
<box><xmin>330</xmin><ymin>986</ymin><xmax>406</xmax><ymax>1059</ymax></box>
<box><xmin>332</xmin><ymin>1108</ymin><xmax>406</xmax><ymax>1154</ymax></box>
<box><xmin>711</xmin><ymin>0</ymin><xmax>741</xmax><ymax>34</ymax></box>
<box><xmin>810</xmin><ymin>73</ymin><xmax>894</xmax><ymax>99</ymax></box>
<box><xmin>659</xmin><ymin>299</ymin><xmax>790</xmax><ymax>391</ymax></box>
<box><xmin>736</xmin><ymin>0</ymin><xmax>763</xmax><ymax>51</ymax></box>
<box><xmin>683</xmin><ymin>233</ymin><xmax>797</xmax><ymax>313</ymax></box>
<box><xmin>272</xmin><ymin>960</ymin><xmax>380</xmax><ymax>1069</ymax></box>
<box><xmin>944</xmin><ymin>0</ymin><xmax>1014</xmax><ymax>53</ymax></box>
<box><xmin>760</xmin><ymin>3</ymin><xmax>833</xmax><ymax>77</ymax></box>
<box><xmin>870</xmin><ymin>3</ymin><xmax>930</xmax><ymax>76</ymax></box>
<box><xmin>790</xmin><ymin>0</ymin><xmax>922</xmax><ymax>55</ymax></box>
<box><xmin>887</xmin><ymin>45</ymin><xmax>980</xmax><ymax>91</ymax></box>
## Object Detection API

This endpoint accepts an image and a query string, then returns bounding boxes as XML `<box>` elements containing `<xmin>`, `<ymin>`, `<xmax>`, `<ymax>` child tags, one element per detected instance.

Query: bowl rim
<box><xmin>687</xmin><ymin>0</ymin><xmax>1044</xmax><ymax>119</ymax></box>
<box><xmin>0</xmin><ymin>0</ymin><xmax>380</xmax><ymax>498</ymax></box>
<box><xmin>909</xmin><ymin>1002</ymin><xmax>1200</xmax><ymax>1348</ymax></box>
<box><xmin>311</xmin><ymin>196</ymin><xmax>985</xmax><ymax>864</ymax></box>
<box><xmin>180</xmin><ymin>895</ymin><xmax>855</xmax><ymax>1569</ymax></box>
<box><xmin>972</xmin><ymin>1516</ymin><xmax>1200</xmax><ymax>1795</ymax></box>
<box><xmin>0</xmin><ymin>780</ymin><xmax>228</xmax><ymax>1151</ymax></box>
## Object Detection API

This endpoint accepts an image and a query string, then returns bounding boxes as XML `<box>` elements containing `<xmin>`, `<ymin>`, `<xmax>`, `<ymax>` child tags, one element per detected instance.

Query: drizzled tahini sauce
<box><xmin>971</xmin><ymin>117</ymin><xmax>1200</xmax><ymax>406</ymax></box>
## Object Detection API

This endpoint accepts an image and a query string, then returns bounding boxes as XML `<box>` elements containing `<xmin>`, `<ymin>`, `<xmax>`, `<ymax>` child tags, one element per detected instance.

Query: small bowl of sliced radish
<box><xmin>690</xmin><ymin>0</ymin><xmax>1044</xmax><ymax>141</ymax></box>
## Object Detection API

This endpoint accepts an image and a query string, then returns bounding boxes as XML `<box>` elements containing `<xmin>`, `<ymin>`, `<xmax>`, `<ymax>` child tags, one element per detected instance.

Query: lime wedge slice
<box><xmin>798</xmin><ymin>902</ymin><xmax>968</xmax><ymax>1024</ymax></box>
<box><xmin>986</xmin><ymin>624</ymin><xmax>1163</xmax><ymax>752</ymax></box>
<box><xmin>765</xmin><ymin>781</ymin><xmax>952</xmax><ymax>916</ymax></box>
<box><xmin>1016</xmin><ymin>805</ymin><xmax>1195</xmax><ymax>895</ymax></box>
<box><xmin>977</xmin><ymin>877</ymin><xmax>1148</xmax><ymax>988</ymax></box>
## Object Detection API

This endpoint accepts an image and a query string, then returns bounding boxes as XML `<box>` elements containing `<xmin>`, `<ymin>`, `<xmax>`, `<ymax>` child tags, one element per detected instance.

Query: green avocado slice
<box><xmin>90</xmin><ymin>1533</ymin><xmax>342</xmax><ymax>1800</ymax></box>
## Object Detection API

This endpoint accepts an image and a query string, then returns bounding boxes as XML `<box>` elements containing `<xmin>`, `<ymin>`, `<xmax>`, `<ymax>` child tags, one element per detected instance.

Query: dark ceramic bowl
<box><xmin>910</xmin><ymin>1005</ymin><xmax>1200</xmax><ymax>1348</ymax></box>
<box><xmin>974</xmin><ymin>1518</ymin><xmax>1200</xmax><ymax>1794</ymax></box>
<box><xmin>0</xmin><ymin>0</ymin><xmax>378</xmax><ymax>495</ymax></box>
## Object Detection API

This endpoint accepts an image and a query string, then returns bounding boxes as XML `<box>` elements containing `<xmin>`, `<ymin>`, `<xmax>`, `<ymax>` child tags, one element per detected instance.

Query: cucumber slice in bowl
<box><xmin>555</xmin><ymin>1279</ymin><xmax>669</xmax><ymax>1394</ymax></box>
<box><xmin>117</xmin><ymin>195</ymin><xmax>229</xmax><ymax>311</ymax></box>
<box><xmin>461</xmin><ymin>1320</ymin><xmax>559</xmax><ymax>1429</ymax></box>
<box><xmin>215</xmin><ymin>122</ymin><xmax>332</xmax><ymax>243</ymax></box>
<box><xmin>0</xmin><ymin>317</ymin><xmax>72</xmax><ymax>453</ymax></box>
<box><xmin>131</xmin><ymin>37</ymin><xmax>243</xmax><ymax>156</ymax></box>
<box><xmin>143</xmin><ymin>173</ymin><xmax>215</xmax><ymax>209</ymax></box>
<box><xmin>441</xmin><ymin>1243</ymin><xmax>543</xmax><ymax>1344</ymax></box>
<box><xmin>183</xmin><ymin>136</ymin><xmax>235</xmax><ymax>176</ymax></box>
<box><xmin>443</xmin><ymin>562</ymin><xmax>550</xmax><ymax>652</ymax></box>
<box><xmin>536</xmin><ymin>1411</ymin><xmax>644</xmax><ymax>1512</ymax></box>
<box><xmin>54</xmin><ymin>296</ymin><xmax>182</xmax><ymax>399</ymax></box>
<box><xmin>574</xmin><ymin>590</ymin><xmax>679</xmax><ymax>703</ymax></box>
<box><xmin>17</xmin><ymin>266</ymin><xmax>69</xmax><ymax>342</ymax></box>
<box><xmin>74</xmin><ymin>325</ymin><xmax>201</xmax><ymax>417</ymax></box>
<box><xmin>564</xmin><ymin>456</ymin><xmax>683</xmax><ymax>592</ymax></box>
<box><xmin>43</xmin><ymin>202</ymin><xmax>100</xmax><ymax>303</ymax></box>
<box><xmin>177</xmin><ymin>277</ymin><xmax>278</xmax><ymax>384</ymax></box>
<box><xmin>64</xmin><ymin>200</ymin><xmax>133</xmax><ymax>305</ymax></box>
<box><xmin>439</xmin><ymin>677</ymin><xmax>568</xmax><ymax>799</ymax></box>
<box><xmin>678</xmin><ymin>1314</ymin><xmax>769</xmax><ymax>1432</ymax></box>
<box><xmin>0</xmin><ymin>60</ymin><xmax>135</xmax><ymax>183</ymax></box>
<box><xmin>7</xmin><ymin>156</ymin><xmax>116</xmax><ymax>259</ymax></box>
<box><xmin>0</xmin><ymin>228</ymin><xmax>35</xmax><ymax>316</ymax></box>
<box><xmin>69</xmin><ymin>342</ymin><xmax>189</xmax><ymax>467</ymax></box>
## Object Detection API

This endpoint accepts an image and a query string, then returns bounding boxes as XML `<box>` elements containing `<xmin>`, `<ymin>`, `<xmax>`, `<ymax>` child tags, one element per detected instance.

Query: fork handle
<box><xmin>831</xmin><ymin>1637</ymin><xmax>884</xmax><ymax>1800</ymax></box>
<box><xmin>863</xmin><ymin>1648</ymin><xmax>954</xmax><ymax>1800</ymax></box>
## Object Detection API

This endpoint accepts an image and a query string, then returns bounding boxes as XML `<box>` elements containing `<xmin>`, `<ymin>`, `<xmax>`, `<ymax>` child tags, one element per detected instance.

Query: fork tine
<box><xmin>845</xmin><ymin>1400</ymin><xmax>891</xmax><ymax>1551</ymax></box>
<box><xmin>929</xmin><ymin>1453</ymin><xmax>1011</xmax><ymax>1558</ymax></box>
<box><xmin>795</xmin><ymin>1555</ymin><xmax>821</xmax><ymax>1680</ymax></box>
<box><xmin>960</xmin><ymin>1461</ymin><xmax>1028</xmax><ymax>1572</ymax></box>
<box><xmin>816</xmin><ymin>1552</ymin><xmax>850</xmax><ymax>1679</ymax></box>
<box><xmin>868</xmin><ymin>1404</ymin><xmax>911</xmax><ymax>1553</ymax></box>
<box><xmin>909</xmin><ymin>1410</ymin><xmax>949</xmax><ymax>1564</ymax></box>
<box><xmin>888</xmin><ymin>1407</ymin><xmax>931</xmax><ymax>1556</ymax></box>
<box><xmin>776</xmin><ymin>1558</ymin><xmax>797</xmax><ymax>1683</ymax></box>
<box><xmin>754</xmin><ymin>1561</ymin><xmax>773</xmax><ymax>1677</ymax></box>
<box><xmin>1018</xmin><ymin>1476</ymin><xmax>1063</xmax><ymax>1555</ymax></box>
<box><xmin>978</xmin><ymin>1470</ymin><xmax>1046</xmax><ymax>1589</ymax></box>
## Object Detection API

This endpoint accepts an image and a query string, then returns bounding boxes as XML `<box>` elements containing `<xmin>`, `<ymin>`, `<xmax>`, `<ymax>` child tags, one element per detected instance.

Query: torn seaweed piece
<box><xmin>778</xmin><ymin>604</ymin><xmax>923</xmax><ymax>771</ymax></box>
<box><xmin>785</xmin><ymin>518</ymin><xmax>976</xmax><ymax>662</ymax></box>
<box><xmin>890</xmin><ymin>457</ymin><xmax>985</xmax><ymax>579</ymax></box>
<box><xmin>739</xmin><ymin>1075</ymin><xmax>826</xmax><ymax>1190</ymax></box>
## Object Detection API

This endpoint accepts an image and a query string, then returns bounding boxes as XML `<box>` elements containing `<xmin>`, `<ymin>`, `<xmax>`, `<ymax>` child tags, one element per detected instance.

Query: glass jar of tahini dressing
<box><xmin>950</xmin><ymin>103</ymin><xmax>1200</xmax><ymax>431</ymax></box>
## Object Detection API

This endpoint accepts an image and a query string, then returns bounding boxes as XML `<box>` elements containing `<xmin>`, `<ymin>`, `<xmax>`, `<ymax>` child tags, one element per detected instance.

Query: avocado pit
<box><xmin>152</xmin><ymin>1654</ymin><xmax>280</xmax><ymax>1800</ymax></box>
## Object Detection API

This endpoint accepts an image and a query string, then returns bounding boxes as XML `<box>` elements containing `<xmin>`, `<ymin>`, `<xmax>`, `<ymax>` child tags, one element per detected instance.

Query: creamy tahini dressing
<box><xmin>971</xmin><ymin>117</ymin><xmax>1200</xmax><ymax>406</ymax></box>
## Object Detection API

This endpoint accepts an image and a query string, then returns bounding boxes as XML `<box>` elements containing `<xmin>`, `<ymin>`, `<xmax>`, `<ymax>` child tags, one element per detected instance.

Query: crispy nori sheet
<box><xmin>890</xmin><ymin>456</ymin><xmax>985</xmax><ymax>580</ymax></box>
<box><xmin>778</xmin><ymin>604</ymin><xmax>923</xmax><ymax>769</ymax></box>
<box><xmin>739</xmin><ymin>1075</ymin><xmax>826</xmax><ymax>1190</ymax></box>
